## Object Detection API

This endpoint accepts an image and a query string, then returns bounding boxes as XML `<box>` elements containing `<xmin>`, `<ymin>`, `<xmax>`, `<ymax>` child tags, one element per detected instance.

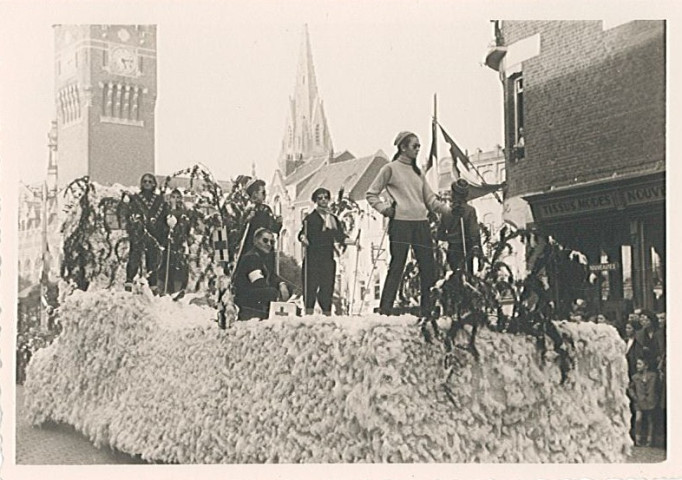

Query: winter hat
<box><xmin>245</xmin><ymin>179</ymin><xmax>266</xmax><ymax>197</ymax></box>
<box><xmin>451</xmin><ymin>178</ymin><xmax>470</xmax><ymax>197</ymax></box>
<box><xmin>394</xmin><ymin>131</ymin><xmax>416</xmax><ymax>147</ymax></box>
<box><xmin>311</xmin><ymin>187</ymin><xmax>331</xmax><ymax>202</ymax></box>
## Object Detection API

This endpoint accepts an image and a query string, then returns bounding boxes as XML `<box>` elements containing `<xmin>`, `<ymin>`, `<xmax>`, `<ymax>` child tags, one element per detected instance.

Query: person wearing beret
<box><xmin>366</xmin><ymin>131</ymin><xmax>450</xmax><ymax>316</ymax></box>
<box><xmin>233</xmin><ymin>228</ymin><xmax>290</xmax><ymax>320</ymax></box>
<box><xmin>436</xmin><ymin>178</ymin><xmax>482</xmax><ymax>273</ymax></box>
<box><xmin>238</xmin><ymin>178</ymin><xmax>283</xmax><ymax>275</ymax></box>
<box><xmin>298</xmin><ymin>187</ymin><xmax>347</xmax><ymax>315</ymax></box>
<box><xmin>125</xmin><ymin>173</ymin><xmax>169</xmax><ymax>292</ymax></box>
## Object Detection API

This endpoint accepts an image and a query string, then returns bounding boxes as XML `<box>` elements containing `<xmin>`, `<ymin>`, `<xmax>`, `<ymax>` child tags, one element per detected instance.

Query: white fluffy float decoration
<box><xmin>24</xmin><ymin>289</ymin><xmax>632</xmax><ymax>463</ymax></box>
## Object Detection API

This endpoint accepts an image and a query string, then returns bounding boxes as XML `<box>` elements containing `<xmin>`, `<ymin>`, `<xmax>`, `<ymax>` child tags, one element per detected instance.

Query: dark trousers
<box><xmin>160</xmin><ymin>250</ymin><xmax>189</xmax><ymax>294</ymax></box>
<box><xmin>303</xmin><ymin>256</ymin><xmax>336</xmax><ymax>313</ymax></box>
<box><xmin>126</xmin><ymin>237</ymin><xmax>162</xmax><ymax>287</ymax></box>
<box><xmin>380</xmin><ymin>220</ymin><xmax>435</xmax><ymax>316</ymax></box>
<box><xmin>446</xmin><ymin>244</ymin><xmax>475</xmax><ymax>273</ymax></box>
<box><xmin>236</xmin><ymin>286</ymin><xmax>279</xmax><ymax>320</ymax></box>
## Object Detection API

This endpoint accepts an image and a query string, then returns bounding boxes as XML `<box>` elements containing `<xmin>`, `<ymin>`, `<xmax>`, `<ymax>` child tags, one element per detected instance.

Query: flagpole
<box><xmin>436</xmin><ymin>119</ymin><xmax>503</xmax><ymax>204</ymax></box>
<box><xmin>433</xmin><ymin>93</ymin><xmax>439</xmax><ymax>190</ymax></box>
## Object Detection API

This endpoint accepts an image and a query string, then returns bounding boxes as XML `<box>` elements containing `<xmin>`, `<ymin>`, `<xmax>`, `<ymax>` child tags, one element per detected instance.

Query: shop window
<box><xmin>621</xmin><ymin>245</ymin><xmax>633</xmax><ymax>301</ymax></box>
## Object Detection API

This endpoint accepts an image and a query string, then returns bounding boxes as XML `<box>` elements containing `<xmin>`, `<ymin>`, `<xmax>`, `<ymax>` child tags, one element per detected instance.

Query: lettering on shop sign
<box><xmin>588</xmin><ymin>262</ymin><xmax>620</xmax><ymax>272</ymax></box>
<box><xmin>539</xmin><ymin>193</ymin><xmax>614</xmax><ymax>219</ymax></box>
<box><xmin>622</xmin><ymin>184</ymin><xmax>665</xmax><ymax>206</ymax></box>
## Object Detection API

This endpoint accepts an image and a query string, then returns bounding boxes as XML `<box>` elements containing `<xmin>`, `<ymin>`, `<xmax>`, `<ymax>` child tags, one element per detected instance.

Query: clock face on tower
<box><xmin>110</xmin><ymin>46</ymin><xmax>138</xmax><ymax>76</ymax></box>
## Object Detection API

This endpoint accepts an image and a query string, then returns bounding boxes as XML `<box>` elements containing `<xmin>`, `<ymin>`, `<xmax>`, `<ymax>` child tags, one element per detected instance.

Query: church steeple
<box><xmin>278</xmin><ymin>25</ymin><xmax>333</xmax><ymax>176</ymax></box>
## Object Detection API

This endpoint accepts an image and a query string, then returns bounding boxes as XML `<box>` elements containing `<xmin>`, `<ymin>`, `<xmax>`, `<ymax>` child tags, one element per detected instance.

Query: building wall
<box><xmin>499</xmin><ymin>20</ymin><xmax>665</xmax><ymax>197</ymax></box>
<box><xmin>55</xmin><ymin>25</ymin><xmax>157</xmax><ymax>187</ymax></box>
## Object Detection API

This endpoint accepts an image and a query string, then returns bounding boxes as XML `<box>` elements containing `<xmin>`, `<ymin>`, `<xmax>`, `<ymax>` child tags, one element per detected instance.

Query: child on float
<box><xmin>628</xmin><ymin>356</ymin><xmax>659</xmax><ymax>446</ymax></box>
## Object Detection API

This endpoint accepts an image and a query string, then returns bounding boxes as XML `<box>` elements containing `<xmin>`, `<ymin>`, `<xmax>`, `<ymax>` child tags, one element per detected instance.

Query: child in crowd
<box><xmin>628</xmin><ymin>357</ymin><xmax>659</xmax><ymax>446</ymax></box>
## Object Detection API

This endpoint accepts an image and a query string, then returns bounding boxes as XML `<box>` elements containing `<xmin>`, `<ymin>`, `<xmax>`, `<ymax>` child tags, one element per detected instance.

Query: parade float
<box><xmin>23</xmin><ymin>168</ymin><xmax>633</xmax><ymax>463</ymax></box>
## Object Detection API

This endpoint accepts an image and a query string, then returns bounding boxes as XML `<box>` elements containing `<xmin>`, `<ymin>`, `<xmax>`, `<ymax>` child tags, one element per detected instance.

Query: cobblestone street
<box><xmin>14</xmin><ymin>385</ymin><xmax>665</xmax><ymax>465</ymax></box>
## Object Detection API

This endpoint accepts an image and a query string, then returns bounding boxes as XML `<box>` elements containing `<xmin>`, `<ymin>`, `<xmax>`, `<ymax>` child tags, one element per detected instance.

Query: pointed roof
<box><xmin>295</xmin><ymin>150</ymin><xmax>389</xmax><ymax>204</ymax></box>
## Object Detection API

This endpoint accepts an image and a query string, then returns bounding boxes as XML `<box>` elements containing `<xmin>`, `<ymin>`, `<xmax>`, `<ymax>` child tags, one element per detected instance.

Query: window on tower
<box><xmin>315</xmin><ymin>124</ymin><xmax>320</xmax><ymax>145</ymax></box>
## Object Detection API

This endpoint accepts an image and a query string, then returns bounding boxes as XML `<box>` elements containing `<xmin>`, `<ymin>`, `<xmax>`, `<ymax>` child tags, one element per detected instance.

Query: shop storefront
<box><xmin>524</xmin><ymin>171</ymin><xmax>665</xmax><ymax>326</ymax></box>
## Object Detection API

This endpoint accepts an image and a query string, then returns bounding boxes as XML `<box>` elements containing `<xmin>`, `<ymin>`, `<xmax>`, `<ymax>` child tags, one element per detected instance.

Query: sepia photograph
<box><xmin>0</xmin><ymin>1</ymin><xmax>678</xmax><ymax>479</ymax></box>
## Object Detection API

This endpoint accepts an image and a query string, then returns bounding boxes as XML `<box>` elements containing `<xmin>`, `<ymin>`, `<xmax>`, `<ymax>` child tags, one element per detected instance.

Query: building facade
<box><xmin>485</xmin><ymin>20</ymin><xmax>665</xmax><ymax>320</ymax></box>
<box><xmin>54</xmin><ymin>25</ymin><xmax>157</xmax><ymax>187</ymax></box>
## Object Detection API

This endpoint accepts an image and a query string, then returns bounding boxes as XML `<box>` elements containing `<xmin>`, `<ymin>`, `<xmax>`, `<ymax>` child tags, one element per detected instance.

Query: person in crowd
<box><xmin>655</xmin><ymin>311</ymin><xmax>666</xmax><ymax>448</ymax></box>
<box><xmin>436</xmin><ymin>178</ymin><xmax>482</xmax><ymax>273</ymax></box>
<box><xmin>366</xmin><ymin>131</ymin><xmax>451</xmax><ymax>316</ymax></box>
<box><xmin>238</xmin><ymin>179</ymin><xmax>283</xmax><ymax>274</ymax></box>
<box><xmin>624</xmin><ymin>319</ymin><xmax>643</xmax><ymax>378</ymax></box>
<box><xmin>161</xmin><ymin>189</ymin><xmax>192</xmax><ymax>295</ymax></box>
<box><xmin>125</xmin><ymin>173</ymin><xmax>169</xmax><ymax>292</ymax></box>
<box><xmin>628</xmin><ymin>356</ymin><xmax>659</xmax><ymax>446</ymax></box>
<box><xmin>298</xmin><ymin>187</ymin><xmax>347</xmax><ymax>315</ymax></box>
<box><xmin>624</xmin><ymin>318</ymin><xmax>642</xmax><ymax>442</ymax></box>
<box><xmin>636</xmin><ymin>310</ymin><xmax>662</xmax><ymax>369</ymax></box>
<box><xmin>233</xmin><ymin>228</ymin><xmax>290</xmax><ymax>320</ymax></box>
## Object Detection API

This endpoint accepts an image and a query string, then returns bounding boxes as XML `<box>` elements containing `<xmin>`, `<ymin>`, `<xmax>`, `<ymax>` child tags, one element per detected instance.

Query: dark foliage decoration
<box><xmin>416</xmin><ymin>226</ymin><xmax>580</xmax><ymax>384</ymax></box>
<box><xmin>61</xmin><ymin>177</ymin><xmax>111</xmax><ymax>290</ymax></box>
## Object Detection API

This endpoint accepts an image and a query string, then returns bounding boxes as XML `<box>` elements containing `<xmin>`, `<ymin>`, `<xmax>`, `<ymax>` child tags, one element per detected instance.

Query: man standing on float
<box><xmin>366</xmin><ymin>131</ymin><xmax>451</xmax><ymax>316</ymax></box>
<box><xmin>237</xmin><ymin>179</ymin><xmax>283</xmax><ymax>275</ymax></box>
<box><xmin>125</xmin><ymin>173</ymin><xmax>169</xmax><ymax>293</ymax></box>
<box><xmin>299</xmin><ymin>187</ymin><xmax>347</xmax><ymax>315</ymax></box>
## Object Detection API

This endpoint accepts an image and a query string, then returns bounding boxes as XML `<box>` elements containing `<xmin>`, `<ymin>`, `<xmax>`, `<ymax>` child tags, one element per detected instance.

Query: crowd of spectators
<box><xmin>567</xmin><ymin>300</ymin><xmax>666</xmax><ymax>448</ymax></box>
<box><xmin>623</xmin><ymin>310</ymin><xmax>666</xmax><ymax>447</ymax></box>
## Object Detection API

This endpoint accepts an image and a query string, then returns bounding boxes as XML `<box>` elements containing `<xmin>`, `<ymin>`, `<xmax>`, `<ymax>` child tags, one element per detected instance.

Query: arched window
<box><xmin>279</xmin><ymin>229</ymin><xmax>287</xmax><ymax>252</ymax></box>
<box><xmin>482</xmin><ymin>169</ymin><xmax>495</xmax><ymax>184</ymax></box>
<box><xmin>273</xmin><ymin>196</ymin><xmax>281</xmax><ymax>216</ymax></box>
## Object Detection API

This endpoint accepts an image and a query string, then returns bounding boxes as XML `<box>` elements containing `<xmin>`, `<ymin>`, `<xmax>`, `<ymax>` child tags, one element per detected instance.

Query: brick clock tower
<box><xmin>54</xmin><ymin>25</ymin><xmax>157</xmax><ymax>187</ymax></box>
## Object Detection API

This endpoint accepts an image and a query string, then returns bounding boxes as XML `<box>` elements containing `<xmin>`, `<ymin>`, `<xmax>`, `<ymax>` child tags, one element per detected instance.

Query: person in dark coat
<box><xmin>125</xmin><ymin>173</ymin><xmax>169</xmax><ymax>292</ymax></box>
<box><xmin>238</xmin><ymin>179</ymin><xmax>283</xmax><ymax>275</ymax></box>
<box><xmin>161</xmin><ymin>188</ymin><xmax>192</xmax><ymax>295</ymax></box>
<box><xmin>436</xmin><ymin>179</ymin><xmax>482</xmax><ymax>273</ymax></box>
<box><xmin>234</xmin><ymin>228</ymin><xmax>290</xmax><ymax>320</ymax></box>
<box><xmin>635</xmin><ymin>310</ymin><xmax>661</xmax><ymax>370</ymax></box>
<box><xmin>298</xmin><ymin>187</ymin><xmax>347</xmax><ymax>315</ymax></box>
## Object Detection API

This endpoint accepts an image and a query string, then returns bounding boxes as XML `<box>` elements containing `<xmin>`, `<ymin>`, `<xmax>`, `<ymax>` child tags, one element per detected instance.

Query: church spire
<box><xmin>278</xmin><ymin>24</ymin><xmax>333</xmax><ymax>176</ymax></box>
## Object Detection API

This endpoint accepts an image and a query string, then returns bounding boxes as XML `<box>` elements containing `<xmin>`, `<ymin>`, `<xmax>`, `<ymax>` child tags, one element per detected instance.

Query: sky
<box><xmin>0</xmin><ymin>1</ymin><xmax>677</xmax><ymax>188</ymax></box>
<box><xmin>0</xmin><ymin>1</ymin><xmax>509</xmax><ymax>186</ymax></box>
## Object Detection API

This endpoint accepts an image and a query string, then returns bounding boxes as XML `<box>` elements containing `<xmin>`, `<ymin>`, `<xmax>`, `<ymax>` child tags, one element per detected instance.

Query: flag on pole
<box><xmin>438</xmin><ymin>122</ymin><xmax>473</xmax><ymax>174</ymax></box>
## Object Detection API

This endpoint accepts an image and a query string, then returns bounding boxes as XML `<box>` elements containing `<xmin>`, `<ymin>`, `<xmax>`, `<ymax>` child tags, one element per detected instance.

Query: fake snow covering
<box><xmin>24</xmin><ymin>290</ymin><xmax>632</xmax><ymax>463</ymax></box>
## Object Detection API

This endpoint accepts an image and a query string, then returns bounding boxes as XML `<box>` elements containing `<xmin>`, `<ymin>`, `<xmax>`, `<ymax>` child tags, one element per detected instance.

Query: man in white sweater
<box><xmin>366</xmin><ymin>131</ymin><xmax>450</xmax><ymax>316</ymax></box>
